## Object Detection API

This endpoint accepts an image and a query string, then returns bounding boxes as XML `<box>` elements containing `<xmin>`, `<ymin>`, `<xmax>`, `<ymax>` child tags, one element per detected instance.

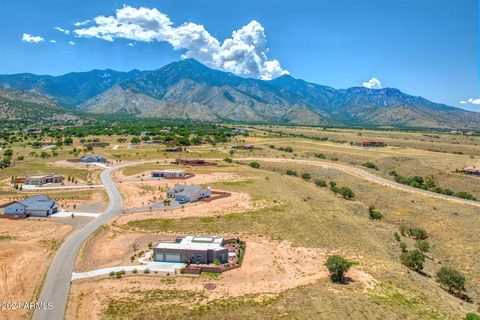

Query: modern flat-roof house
<box><xmin>463</xmin><ymin>167</ymin><xmax>480</xmax><ymax>176</ymax></box>
<box><xmin>25</xmin><ymin>174</ymin><xmax>63</xmax><ymax>186</ymax></box>
<box><xmin>233</xmin><ymin>144</ymin><xmax>255</xmax><ymax>150</ymax></box>
<box><xmin>174</xmin><ymin>158</ymin><xmax>216</xmax><ymax>166</ymax></box>
<box><xmin>0</xmin><ymin>195</ymin><xmax>59</xmax><ymax>218</ymax></box>
<box><xmin>153</xmin><ymin>236</ymin><xmax>228</xmax><ymax>264</ymax></box>
<box><xmin>80</xmin><ymin>155</ymin><xmax>107</xmax><ymax>163</ymax></box>
<box><xmin>167</xmin><ymin>185</ymin><xmax>211</xmax><ymax>203</ymax></box>
<box><xmin>83</xmin><ymin>142</ymin><xmax>110</xmax><ymax>148</ymax></box>
<box><xmin>152</xmin><ymin>169</ymin><xmax>186</xmax><ymax>178</ymax></box>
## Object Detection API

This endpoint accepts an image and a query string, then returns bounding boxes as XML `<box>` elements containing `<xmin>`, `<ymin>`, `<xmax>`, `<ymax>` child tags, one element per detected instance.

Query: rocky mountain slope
<box><xmin>0</xmin><ymin>89</ymin><xmax>80</xmax><ymax>125</ymax></box>
<box><xmin>0</xmin><ymin>59</ymin><xmax>478</xmax><ymax>129</ymax></box>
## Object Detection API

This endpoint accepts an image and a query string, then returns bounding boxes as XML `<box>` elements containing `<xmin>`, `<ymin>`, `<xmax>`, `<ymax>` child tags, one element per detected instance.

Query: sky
<box><xmin>0</xmin><ymin>0</ymin><xmax>478</xmax><ymax>110</ymax></box>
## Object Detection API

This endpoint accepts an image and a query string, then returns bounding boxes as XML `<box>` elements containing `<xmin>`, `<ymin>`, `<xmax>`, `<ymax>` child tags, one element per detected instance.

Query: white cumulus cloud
<box><xmin>68</xmin><ymin>41</ymin><xmax>76</xmax><ymax>45</ymax></box>
<box><xmin>460</xmin><ymin>98</ymin><xmax>480</xmax><ymax>105</ymax></box>
<box><xmin>71</xmin><ymin>5</ymin><xmax>288</xmax><ymax>79</ymax></box>
<box><xmin>22</xmin><ymin>33</ymin><xmax>44</xmax><ymax>43</ymax></box>
<box><xmin>74</xmin><ymin>20</ymin><xmax>91</xmax><ymax>27</ymax></box>
<box><xmin>50</xmin><ymin>39</ymin><xmax>57</xmax><ymax>43</ymax></box>
<box><xmin>54</xmin><ymin>27</ymin><xmax>70</xmax><ymax>34</ymax></box>
<box><xmin>362</xmin><ymin>77</ymin><xmax>382</xmax><ymax>89</ymax></box>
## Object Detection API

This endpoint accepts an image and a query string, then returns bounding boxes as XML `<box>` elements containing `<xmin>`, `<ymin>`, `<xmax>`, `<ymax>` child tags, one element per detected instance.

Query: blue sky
<box><xmin>0</xmin><ymin>0</ymin><xmax>478</xmax><ymax>110</ymax></box>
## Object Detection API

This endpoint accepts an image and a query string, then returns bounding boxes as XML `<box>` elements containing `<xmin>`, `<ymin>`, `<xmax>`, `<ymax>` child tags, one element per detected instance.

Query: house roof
<box><xmin>18</xmin><ymin>195</ymin><xmax>56</xmax><ymax>211</ymax></box>
<box><xmin>156</xmin><ymin>236</ymin><xmax>225</xmax><ymax>251</ymax></box>
<box><xmin>169</xmin><ymin>185</ymin><xmax>208</xmax><ymax>198</ymax></box>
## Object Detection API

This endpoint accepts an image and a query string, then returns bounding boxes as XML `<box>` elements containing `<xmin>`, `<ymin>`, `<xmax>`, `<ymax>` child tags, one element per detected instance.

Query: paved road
<box><xmin>234</xmin><ymin>157</ymin><xmax>480</xmax><ymax>208</ymax></box>
<box><xmin>32</xmin><ymin>163</ymin><xmax>132</xmax><ymax>320</ymax></box>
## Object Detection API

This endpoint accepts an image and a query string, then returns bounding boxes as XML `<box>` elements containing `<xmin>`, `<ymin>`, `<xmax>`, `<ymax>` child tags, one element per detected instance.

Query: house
<box><xmin>233</xmin><ymin>144</ymin><xmax>255</xmax><ymax>150</ymax></box>
<box><xmin>25</xmin><ymin>174</ymin><xmax>63</xmax><ymax>186</ymax></box>
<box><xmin>361</xmin><ymin>141</ymin><xmax>386</xmax><ymax>148</ymax></box>
<box><xmin>164</xmin><ymin>147</ymin><xmax>184</xmax><ymax>152</ymax></box>
<box><xmin>83</xmin><ymin>142</ymin><xmax>110</xmax><ymax>148</ymax></box>
<box><xmin>463</xmin><ymin>164</ymin><xmax>480</xmax><ymax>176</ymax></box>
<box><xmin>167</xmin><ymin>185</ymin><xmax>211</xmax><ymax>203</ymax></box>
<box><xmin>0</xmin><ymin>195</ymin><xmax>59</xmax><ymax>218</ymax></box>
<box><xmin>152</xmin><ymin>169</ymin><xmax>186</xmax><ymax>179</ymax></box>
<box><xmin>174</xmin><ymin>158</ymin><xmax>217</xmax><ymax>166</ymax></box>
<box><xmin>80</xmin><ymin>155</ymin><xmax>107</xmax><ymax>163</ymax></box>
<box><xmin>153</xmin><ymin>236</ymin><xmax>228</xmax><ymax>264</ymax></box>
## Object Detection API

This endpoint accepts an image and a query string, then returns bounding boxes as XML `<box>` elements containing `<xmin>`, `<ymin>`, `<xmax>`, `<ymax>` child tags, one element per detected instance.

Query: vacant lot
<box><xmin>0</xmin><ymin>218</ymin><xmax>83</xmax><ymax>320</ymax></box>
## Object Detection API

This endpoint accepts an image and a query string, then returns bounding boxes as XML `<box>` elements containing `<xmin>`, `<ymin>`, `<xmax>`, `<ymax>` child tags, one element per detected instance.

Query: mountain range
<box><xmin>0</xmin><ymin>59</ymin><xmax>478</xmax><ymax>129</ymax></box>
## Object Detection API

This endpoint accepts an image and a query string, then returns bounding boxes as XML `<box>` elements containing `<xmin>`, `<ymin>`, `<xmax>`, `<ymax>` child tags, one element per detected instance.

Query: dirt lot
<box><xmin>0</xmin><ymin>218</ymin><xmax>74</xmax><ymax>320</ymax></box>
<box><xmin>67</xmin><ymin>236</ymin><xmax>375</xmax><ymax>320</ymax></box>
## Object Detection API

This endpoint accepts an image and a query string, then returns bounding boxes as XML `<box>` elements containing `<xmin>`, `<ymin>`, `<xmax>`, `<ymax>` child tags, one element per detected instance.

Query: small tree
<box><xmin>436</xmin><ymin>266</ymin><xmax>466</xmax><ymax>294</ymax></box>
<box><xmin>400</xmin><ymin>242</ymin><xmax>407</xmax><ymax>252</ymax></box>
<box><xmin>325</xmin><ymin>255</ymin><xmax>354</xmax><ymax>282</ymax></box>
<box><xmin>400</xmin><ymin>249</ymin><xmax>425</xmax><ymax>271</ymax></box>
<box><xmin>415</xmin><ymin>240</ymin><xmax>430</xmax><ymax>253</ymax></box>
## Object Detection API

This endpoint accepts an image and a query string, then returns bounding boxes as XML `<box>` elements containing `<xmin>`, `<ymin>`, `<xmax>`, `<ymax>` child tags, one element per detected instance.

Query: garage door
<box><xmin>165</xmin><ymin>253</ymin><xmax>181</xmax><ymax>262</ymax></box>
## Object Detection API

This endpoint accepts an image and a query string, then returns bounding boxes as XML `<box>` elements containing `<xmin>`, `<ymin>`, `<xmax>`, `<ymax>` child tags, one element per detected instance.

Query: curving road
<box><xmin>32</xmin><ymin>156</ymin><xmax>480</xmax><ymax>320</ymax></box>
<box><xmin>32</xmin><ymin>163</ymin><xmax>132</xmax><ymax>320</ymax></box>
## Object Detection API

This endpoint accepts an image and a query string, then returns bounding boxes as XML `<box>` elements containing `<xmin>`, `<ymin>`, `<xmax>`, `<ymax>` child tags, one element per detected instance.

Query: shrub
<box><xmin>394</xmin><ymin>232</ymin><xmax>401</xmax><ymax>242</ymax></box>
<box><xmin>400</xmin><ymin>249</ymin><xmax>425</xmax><ymax>271</ymax></box>
<box><xmin>224</xmin><ymin>157</ymin><xmax>233</xmax><ymax>163</ymax></box>
<box><xmin>213</xmin><ymin>259</ymin><xmax>221</xmax><ymax>265</ymax></box>
<box><xmin>400</xmin><ymin>242</ymin><xmax>407</xmax><ymax>252</ymax></box>
<box><xmin>338</xmin><ymin>187</ymin><xmax>355</xmax><ymax>199</ymax></box>
<box><xmin>465</xmin><ymin>313</ymin><xmax>480</xmax><ymax>320</ymax></box>
<box><xmin>415</xmin><ymin>240</ymin><xmax>430</xmax><ymax>253</ymax></box>
<box><xmin>249</xmin><ymin>161</ymin><xmax>260</xmax><ymax>169</ymax></box>
<box><xmin>314</xmin><ymin>179</ymin><xmax>327</xmax><ymax>187</ymax></box>
<box><xmin>286</xmin><ymin>169</ymin><xmax>297</xmax><ymax>176</ymax></box>
<box><xmin>368</xmin><ymin>205</ymin><xmax>383</xmax><ymax>220</ymax></box>
<box><xmin>436</xmin><ymin>266</ymin><xmax>465</xmax><ymax>293</ymax></box>
<box><xmin>301</xmin><ymin>172</ymin><xmax>311</xmax><ymax>181</ymax></box>
<box><xmin>325</xmin><ymin>255</ymin><xmax>355</xmax><ymax>282</ymax></box>
<box><xmin>314</xmin><ymin>153</ymin><xmax>326</xmax><ymax>159</ymax></box>
<box><xmin>109</xmin><ymin>271</ymin><xmax>115</xmax><ymax>277</ymax></box>
<box><xmin>144</xmin><ymin>268</ymin><xmax>150</xmax><ymax>274</ymax></box>
<box><xmin>409</xmin><ymin>227</ymin><xmax>428</xmax><ymax>240</ymax></box>
<box><xmin>399</xmin><ymin>224</ymin><xmax>407</xmax><ymax>236</ymax></box>
<box><xmin>362</xmin><ymin>162</ymin><xmax>379</xmax><ymax>170</ymax></box>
